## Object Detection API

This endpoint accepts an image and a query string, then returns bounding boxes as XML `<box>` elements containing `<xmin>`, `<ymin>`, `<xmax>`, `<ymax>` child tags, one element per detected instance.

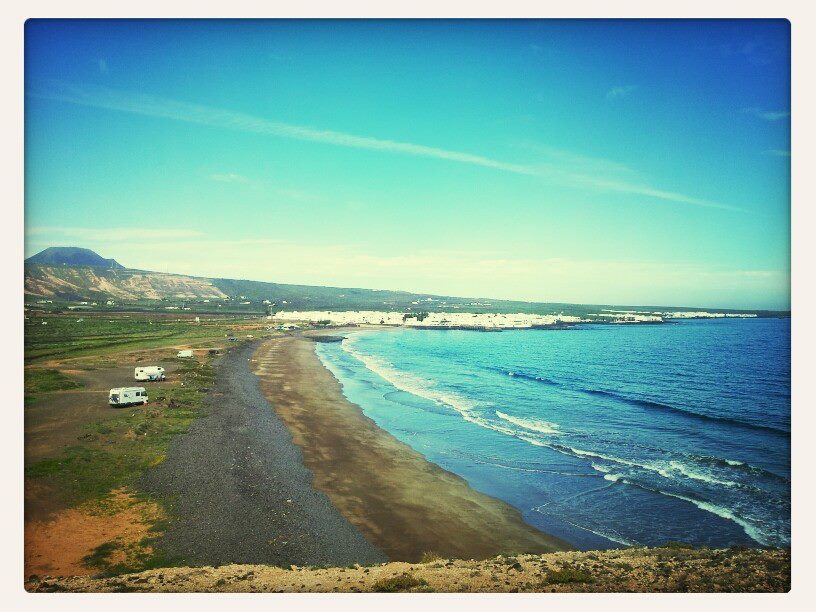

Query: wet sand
<box><xmin>252</xmin><ymin>335</ymin><xmax>571</xmax><ymax>562</ymax></box>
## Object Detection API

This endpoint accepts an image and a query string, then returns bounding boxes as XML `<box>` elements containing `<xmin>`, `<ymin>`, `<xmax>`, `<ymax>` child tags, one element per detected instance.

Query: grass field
<box><xmin>26</xmin><ymin>356</ymin><xmax>214</xmax><ymax>506</ymax></box>
<box><xmin>25</xmin><ymin>368</ymin><xmax>82</xmax><ymax>394</ymax></box>
<box><xmin>24</xmin><ymin>314</ymin><xmax>263</xmax><ymax>363</ymax></box>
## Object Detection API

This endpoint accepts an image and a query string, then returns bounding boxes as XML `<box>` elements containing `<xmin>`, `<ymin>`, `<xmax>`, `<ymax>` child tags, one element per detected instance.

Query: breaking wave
<box><xmin>495</xmin><ymin>410</ymin><xmax>562</xmax><ymax>435</ymax></box>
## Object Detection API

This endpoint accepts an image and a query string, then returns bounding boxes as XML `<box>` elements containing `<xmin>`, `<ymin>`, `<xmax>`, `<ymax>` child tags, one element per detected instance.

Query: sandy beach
<box><xmin>252</xmin><ymin>334</ymin><xmax>570</xmax><ymax>562</ymax></box>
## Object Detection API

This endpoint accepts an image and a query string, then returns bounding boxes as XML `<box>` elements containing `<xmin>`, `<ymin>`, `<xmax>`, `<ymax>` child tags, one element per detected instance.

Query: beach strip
<box><xmin>252</xmin><ymin>335</ymin><xmax>571</xmax><ymax>562</ymax></box>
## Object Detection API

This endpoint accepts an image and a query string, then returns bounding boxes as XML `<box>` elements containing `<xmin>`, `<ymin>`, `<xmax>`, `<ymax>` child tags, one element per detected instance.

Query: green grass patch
<box><xmin>372</xmin><ymin>574</ymin><xmax>430</xmax><ymax>593</ymax></box>
<box><xmin>81</xmin><ymin>538</ymin><xmax>184</xmax><ymax>578</ymax></box>
<box><xmin>25</xmin><ymin>315</ymin><xmax>251</xmax><ymax>363</ymax></box>
<box><xmin>25</xmin><ymin>368</ymin><xmax>81</xmax><ymax>395</ymax></box>
<box><xmin>82</xmin><ymin>542</ymin><xmax>119</xmax><ymax>570</ymax></box>
<box><xmin>26</xmin><ymin>446</ymin><xmax>144</xmax><ymax>505</ymax></box>
<box><xmin>26</xmin><ymin>357</ymin><xmax>215</xmax><ymax>508</ymax></box>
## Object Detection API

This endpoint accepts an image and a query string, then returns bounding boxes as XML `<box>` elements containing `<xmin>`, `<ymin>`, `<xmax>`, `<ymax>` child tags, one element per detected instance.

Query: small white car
<box><xmin>109</xmin><ymin>387</ymin><xmax>148</xmax><ymax>407</ymax></box>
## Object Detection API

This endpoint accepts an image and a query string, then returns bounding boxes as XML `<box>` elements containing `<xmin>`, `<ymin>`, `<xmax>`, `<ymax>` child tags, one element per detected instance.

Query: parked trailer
<box><xmin>109</xmin><ymin>387</ymin><xmax>148</xmax><ymax>407</ymax></box>
<box><xmin>177</xmin><ymin>349</ymin><xmax>193</xmax><ymax>358</ymax></box>
<box><xmin>135</xmin><ymin>366</ymin><xmax>166</xmax><ymax>381</ymax></box>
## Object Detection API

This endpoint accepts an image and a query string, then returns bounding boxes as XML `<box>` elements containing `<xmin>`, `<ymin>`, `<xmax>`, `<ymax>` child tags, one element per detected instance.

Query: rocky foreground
<box><xmin>27</xmin><ymin>546</ymin><xmax>790</xmax><ymax>593</ymax></box>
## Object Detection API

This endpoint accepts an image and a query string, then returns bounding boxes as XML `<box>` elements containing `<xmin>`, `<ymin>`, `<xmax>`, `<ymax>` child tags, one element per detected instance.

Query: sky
<box><xmin>24</xmin><ymin>19</ymin><xmax>791</xmax><ymax>310</ymax></box>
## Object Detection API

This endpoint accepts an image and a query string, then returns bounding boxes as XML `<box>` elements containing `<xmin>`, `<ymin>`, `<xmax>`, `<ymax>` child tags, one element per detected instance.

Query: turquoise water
<box><xmin>315</xmin><ymin>318</ymin><xmax>790</xmax><ymax>550</ymax></box>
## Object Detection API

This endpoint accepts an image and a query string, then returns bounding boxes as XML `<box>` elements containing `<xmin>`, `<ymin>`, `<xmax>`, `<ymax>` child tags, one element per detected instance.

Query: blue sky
<box><xmin>24</xmin><ymin>19</ymin><xmax>790</xmax><ymax>309</ymax></box>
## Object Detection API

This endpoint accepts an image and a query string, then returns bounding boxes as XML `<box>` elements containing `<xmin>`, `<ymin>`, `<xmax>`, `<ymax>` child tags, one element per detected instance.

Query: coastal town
<box><xmin>269</xmin><ymin>309</ymin><xmax>759</xmax><ymax>330</ymax></box>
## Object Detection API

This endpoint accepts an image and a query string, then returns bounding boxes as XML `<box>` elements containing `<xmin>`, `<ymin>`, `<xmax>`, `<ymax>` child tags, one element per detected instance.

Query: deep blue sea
<box><xmin>315</xmin><ymin>318</ymin><xmax>790</xmax><ymax>550</ymax></box>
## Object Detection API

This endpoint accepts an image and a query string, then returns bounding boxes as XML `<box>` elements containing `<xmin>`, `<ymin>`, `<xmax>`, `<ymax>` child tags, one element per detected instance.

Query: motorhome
<box><xmin>134</xmin><ymin>366</ymin><xmax>166</xmax><ymax>382</ymax></box>
<box><xmin>109</xmin><ymin>387</ymin><xmax>148</xmax><ymax>407</ymax></box>
<box><xmin>177</xmin><ymin>349</ymin><xmax>193</xmax><ymax>358</ymax></box>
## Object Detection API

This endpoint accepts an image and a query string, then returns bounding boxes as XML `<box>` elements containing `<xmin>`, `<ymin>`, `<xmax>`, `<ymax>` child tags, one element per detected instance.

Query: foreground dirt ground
<box><xmin>25</xmin><ymin>488</ymin><xmax>163</xmax><ymax>578</ymax></box>
<box><xmin>27</xmin><ymin>546</ymin><xmax>790</xmax><ymax>593</ymax></box>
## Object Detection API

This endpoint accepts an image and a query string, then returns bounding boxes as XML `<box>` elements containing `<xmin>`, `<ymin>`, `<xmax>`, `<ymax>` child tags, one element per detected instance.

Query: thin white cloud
<box><xmin>569</xmin><ymin>175</ymin><xmax>740</xmax><ymax>211</ymax></box>
<box><xmin>606</xmin><ymin>85</ymin><xmax>637</xmax><ymax>100</ymax></box>
<box><xmin>31</xmin><ymin>81</ymin><xmax>534</xmax><ymax>176</ymax></box>
<box><xmin>29</xmin><ymin>81</ymin><xmax>738</xmax><ymax>212</ymax></box>
<box><xmin>27</xmin><ymin>226</ymin><xmax>204</xmax><ymax>241</ymax></box>
<box><xmin>743</xmin><ymin>107</ymin><xmax>790</xmax><ymax>121</ymax></box>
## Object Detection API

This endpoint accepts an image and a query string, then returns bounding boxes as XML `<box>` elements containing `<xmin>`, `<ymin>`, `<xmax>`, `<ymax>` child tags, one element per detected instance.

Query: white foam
<box><xmin>341</xmin><ymin>337</ymin><xmax>564</xmax><ymax>447</ymax></box>
<box><xmin>604</xmin><ymin>476</ymin><xmax>777</xmax><ymax>547</ymax></box>
<box><xmin>341</xmin><ymin>337</ymin><xmax>479</xmax><ymax>417</ymax></box>
<box><xmin>668</xmin><ymin>460</ymin><xmax>739</xmax><ymax>488</ymax></box>
<box><xmin>495</xmin><ymin>410</ymin><xmax>562</xmax><ymax>435</ymax></box>
<box><xmin>664</xmin><ymin>493</ymin><xmax>774</xmax><ymax>547</ymax></box>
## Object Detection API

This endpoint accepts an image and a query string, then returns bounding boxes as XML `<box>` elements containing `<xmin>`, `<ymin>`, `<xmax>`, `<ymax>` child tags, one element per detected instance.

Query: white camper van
<box><xmin>109</xmin><ymin>387</ymin><xmax>148</xmax><ymax>407</ymax></box>
<box><xmin>134</xmin><ymin>366</ymin><xmax>166</xmax><ymax>382</ymax></box>
<box><xmin>177</xmin><ymin>349</ymin><xmax>193</xmax><ymax>358</ymax></box>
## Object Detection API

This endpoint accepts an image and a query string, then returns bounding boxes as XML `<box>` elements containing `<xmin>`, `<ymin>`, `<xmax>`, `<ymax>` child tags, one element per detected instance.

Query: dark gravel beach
<box><xmin>139</xmin><ymin>341</ymin><xmax>387</xmax><ymax>568</ymax></box>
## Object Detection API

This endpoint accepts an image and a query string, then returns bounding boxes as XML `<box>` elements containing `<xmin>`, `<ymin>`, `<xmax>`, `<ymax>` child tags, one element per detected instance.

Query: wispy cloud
<box><xmin>30</xmin><ymin>81</ymin><xmax>534</xmax><ymax>176</ymax></box>
<box><xmin>606</xmin><ymin>85</ymin><xmax>637</xmax><ymax>100</ymax></box>
<box><xmin>27</xmin><ymin>226</ymin><xmax>204</xmax><ymax>241</ymax></box>
<box><xmin>568</xmin><ymin>175</ymin><xmax>735</xmax><ymax>210</ymax></box>
<box><xmin>28</xmin><ymin>81</ymin><xmax>738</xmax><ymax>212</ymax></box>
<box><xmin>514</xmin><ymin>143</ymin><xmax>740</xmax><ymax>212</ymax></box>
<box><xmin>743</xmin><ymin>107</ymin><xmax>790</xmax><ymax>121</ymax></box>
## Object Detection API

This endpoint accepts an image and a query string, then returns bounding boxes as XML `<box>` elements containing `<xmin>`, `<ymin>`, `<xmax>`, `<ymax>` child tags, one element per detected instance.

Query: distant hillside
<box><xmin>23</xmin><ymin>248</ymin><xmax>788</xmax><ymax>317</ymax></box>
<box><xmin>26</xmin><ymin>247</ymin><xmax>124</xmax><ymax>269</ymax></box>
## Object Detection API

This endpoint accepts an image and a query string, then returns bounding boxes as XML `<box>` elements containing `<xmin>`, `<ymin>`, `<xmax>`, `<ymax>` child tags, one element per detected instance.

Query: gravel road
<box><xmin>139</xmin><ymin>340</ymin><xmax>387</xmax><ymax>568</ymax></box>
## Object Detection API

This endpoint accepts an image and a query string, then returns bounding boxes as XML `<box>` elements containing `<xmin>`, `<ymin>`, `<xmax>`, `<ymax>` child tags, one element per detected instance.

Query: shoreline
<box><xmin>252</xmin><ymin>335</ymin><xmax>571</xmax><ymax>562</ymax></box>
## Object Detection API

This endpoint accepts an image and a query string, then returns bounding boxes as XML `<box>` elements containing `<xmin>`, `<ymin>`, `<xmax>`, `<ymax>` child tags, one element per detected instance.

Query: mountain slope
<box><xmin>26</xmin><ymin>247</ymin><xmax>124</xmax><ymax>269</ymax></box>
<box><xmin>25</xmin><ymin>265</ymin><xmax>228</xmax><ymax>302</ymax></box>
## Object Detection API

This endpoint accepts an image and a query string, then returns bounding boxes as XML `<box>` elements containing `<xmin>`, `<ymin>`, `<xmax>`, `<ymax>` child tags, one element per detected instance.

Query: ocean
<box><xmin>314</xmin><ymin>318</ymin><xmax>790</xmax><ymax>550</ymax></box>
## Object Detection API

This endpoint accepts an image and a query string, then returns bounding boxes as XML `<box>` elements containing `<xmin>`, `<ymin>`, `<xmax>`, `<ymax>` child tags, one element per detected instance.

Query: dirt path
<box><xmin>138</xmin><ymin>342</ymin><xmax>386</xmax><ymax>568</ymax></box>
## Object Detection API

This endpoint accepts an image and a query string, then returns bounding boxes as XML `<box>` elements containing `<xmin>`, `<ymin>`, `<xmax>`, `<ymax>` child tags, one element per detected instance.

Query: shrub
<box><xmin>372</xmin><ymin>574</ymin><xmax>429</xmax><ymax>592</ymax></box>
